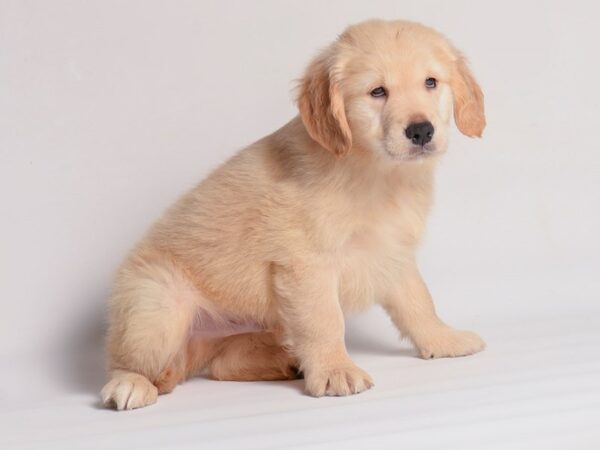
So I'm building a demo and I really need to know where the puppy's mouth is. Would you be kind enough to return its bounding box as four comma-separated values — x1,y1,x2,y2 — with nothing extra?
385,144,437,161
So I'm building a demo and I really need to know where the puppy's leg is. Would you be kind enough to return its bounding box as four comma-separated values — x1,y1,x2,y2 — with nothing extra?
274,261,373,397
208,332,298,381
154,332,297,387
153,349,189,395
101,253,198,410
383,264,485,359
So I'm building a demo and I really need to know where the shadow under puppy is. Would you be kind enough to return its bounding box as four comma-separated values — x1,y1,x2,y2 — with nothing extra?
102,19,486,410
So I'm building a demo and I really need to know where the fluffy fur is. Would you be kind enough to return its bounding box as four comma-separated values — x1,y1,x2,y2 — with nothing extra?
101,19,486,410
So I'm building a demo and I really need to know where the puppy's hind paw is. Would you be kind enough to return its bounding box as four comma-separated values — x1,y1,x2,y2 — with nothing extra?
101,370,158,411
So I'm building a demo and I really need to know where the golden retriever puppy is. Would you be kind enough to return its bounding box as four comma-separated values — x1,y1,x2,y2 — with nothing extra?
101,19,486,410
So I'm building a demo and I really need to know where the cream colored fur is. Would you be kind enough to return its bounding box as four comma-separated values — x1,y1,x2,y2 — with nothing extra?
101,19,486,410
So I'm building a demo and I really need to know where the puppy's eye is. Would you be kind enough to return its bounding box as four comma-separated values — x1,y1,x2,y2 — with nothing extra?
370,86,387,97
425,77,437,89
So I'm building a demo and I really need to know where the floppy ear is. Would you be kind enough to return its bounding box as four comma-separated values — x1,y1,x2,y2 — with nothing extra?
451,55,486,137
297,50,352,156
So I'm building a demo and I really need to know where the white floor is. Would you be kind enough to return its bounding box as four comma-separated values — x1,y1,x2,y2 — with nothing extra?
4,292,600,450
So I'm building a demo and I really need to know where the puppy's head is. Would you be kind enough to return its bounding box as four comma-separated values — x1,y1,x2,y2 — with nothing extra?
297,20,485,162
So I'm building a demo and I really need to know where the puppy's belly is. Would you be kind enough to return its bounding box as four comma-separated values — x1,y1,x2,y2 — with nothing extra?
191,308,264,339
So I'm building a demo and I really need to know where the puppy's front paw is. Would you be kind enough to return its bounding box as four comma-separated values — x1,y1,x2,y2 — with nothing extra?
418,328,485,359
305,364,374,397
101,370,158,410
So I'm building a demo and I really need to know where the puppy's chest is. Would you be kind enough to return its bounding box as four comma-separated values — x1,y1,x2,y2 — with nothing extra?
337,215,417,311
310,179,431,311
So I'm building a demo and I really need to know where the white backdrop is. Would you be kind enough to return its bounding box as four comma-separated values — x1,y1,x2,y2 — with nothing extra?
2,1,600,449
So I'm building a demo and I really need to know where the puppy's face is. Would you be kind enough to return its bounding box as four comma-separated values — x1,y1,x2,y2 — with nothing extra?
298,20,485,162
341,28,457,162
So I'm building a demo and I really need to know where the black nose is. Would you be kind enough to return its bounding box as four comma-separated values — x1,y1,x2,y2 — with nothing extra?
405,121,434,146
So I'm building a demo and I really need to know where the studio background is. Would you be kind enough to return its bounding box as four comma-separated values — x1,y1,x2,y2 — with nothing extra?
2,1,599,449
